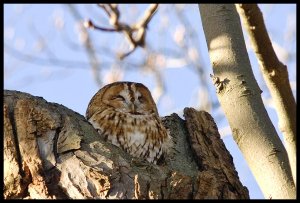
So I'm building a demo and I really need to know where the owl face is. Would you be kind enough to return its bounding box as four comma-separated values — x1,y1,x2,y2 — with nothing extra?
86,81,171,164
87,82,158,118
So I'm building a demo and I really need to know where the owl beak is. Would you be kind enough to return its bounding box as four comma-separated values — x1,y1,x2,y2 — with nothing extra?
130,104,136,113
130,104,142,115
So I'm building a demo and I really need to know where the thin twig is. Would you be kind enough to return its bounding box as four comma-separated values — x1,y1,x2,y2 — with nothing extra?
84,20,117,32
134,4,158,29
174,5,212,111
86,4,159,59
68,4,102,86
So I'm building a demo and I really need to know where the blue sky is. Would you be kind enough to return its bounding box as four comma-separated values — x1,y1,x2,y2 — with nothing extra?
4,4,296,199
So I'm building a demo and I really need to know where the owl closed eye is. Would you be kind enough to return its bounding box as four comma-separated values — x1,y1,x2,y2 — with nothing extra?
86,81,171,164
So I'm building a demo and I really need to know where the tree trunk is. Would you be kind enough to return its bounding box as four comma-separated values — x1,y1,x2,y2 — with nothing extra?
198,4,295,199
4,90,249,199
236,4,296,185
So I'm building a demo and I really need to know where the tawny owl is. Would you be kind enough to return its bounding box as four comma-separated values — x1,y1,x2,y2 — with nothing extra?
86,81,171,164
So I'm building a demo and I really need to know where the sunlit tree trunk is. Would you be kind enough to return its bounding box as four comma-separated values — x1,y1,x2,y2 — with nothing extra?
236,4,296,185
199,4,295,199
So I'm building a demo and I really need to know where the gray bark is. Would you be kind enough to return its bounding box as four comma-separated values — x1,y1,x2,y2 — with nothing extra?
236,4,296,185
4,90,249,199
199,4,295,199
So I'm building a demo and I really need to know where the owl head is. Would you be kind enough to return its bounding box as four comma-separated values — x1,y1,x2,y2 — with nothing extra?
86,82,159,119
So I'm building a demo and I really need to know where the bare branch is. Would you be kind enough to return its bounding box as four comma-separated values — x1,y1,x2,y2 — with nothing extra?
118,46,137,60
142,47,166,105
174,5,212,112
86,4,159,59
99,4,120,25
133,4,159,29
84,20,117,32
4,43,94,69
236,4,296,185
68,5,102,86
4,42,144,72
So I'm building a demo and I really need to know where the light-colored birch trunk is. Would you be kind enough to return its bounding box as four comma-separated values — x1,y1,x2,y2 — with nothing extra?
199,4,295,199
235,4,296,185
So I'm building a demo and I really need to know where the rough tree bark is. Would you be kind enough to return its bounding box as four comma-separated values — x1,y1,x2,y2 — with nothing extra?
199,4,295,199
4,90,249,199
236,4,296,185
